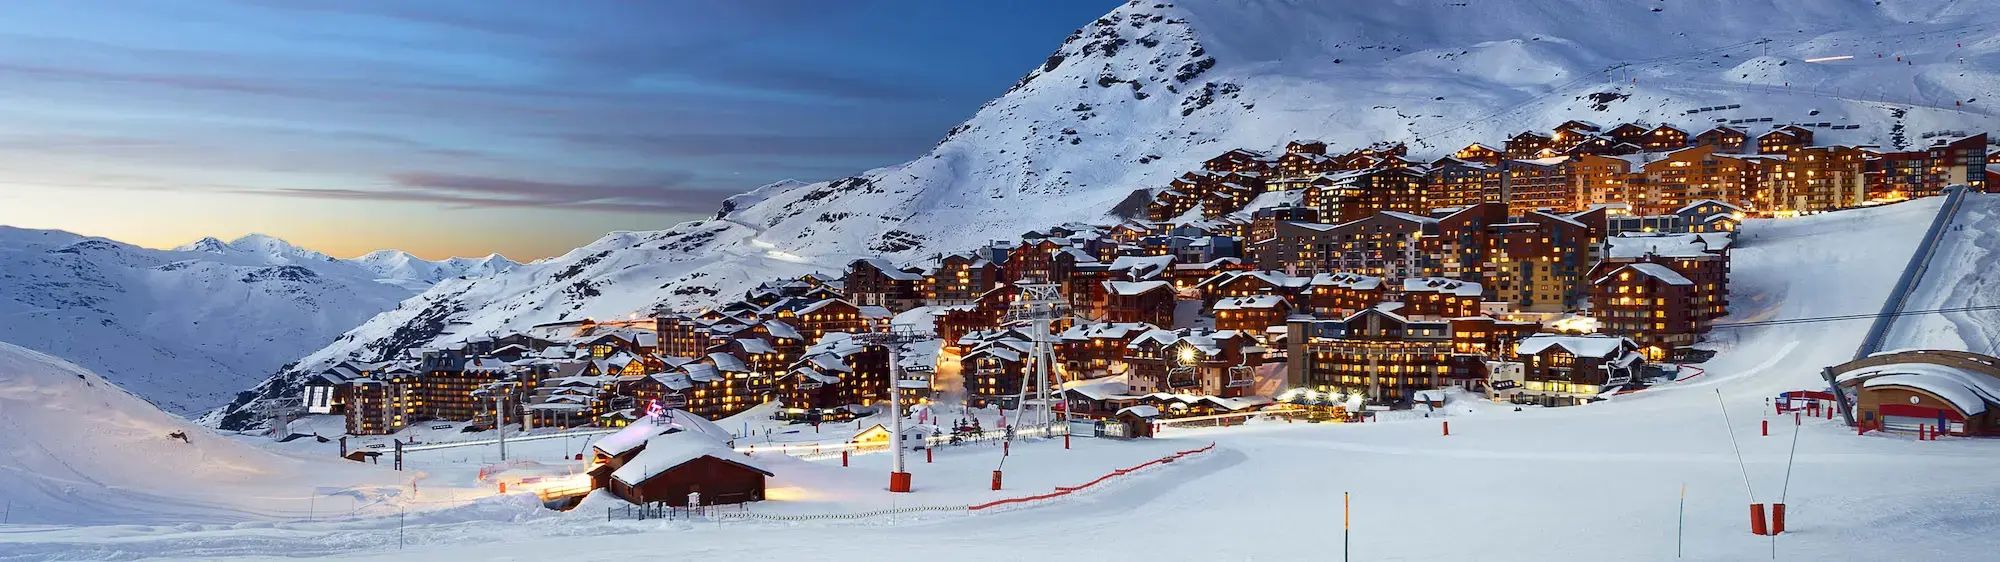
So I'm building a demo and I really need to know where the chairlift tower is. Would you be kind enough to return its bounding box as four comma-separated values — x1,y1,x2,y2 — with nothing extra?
1006,282,1071,432
852,325,929,493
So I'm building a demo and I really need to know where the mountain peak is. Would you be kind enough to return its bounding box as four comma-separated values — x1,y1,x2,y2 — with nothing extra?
173,237,231,253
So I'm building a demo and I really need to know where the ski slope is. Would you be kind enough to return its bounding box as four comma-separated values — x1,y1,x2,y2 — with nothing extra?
0,342,443,528
1882,193,2000,355
5,197,1996,560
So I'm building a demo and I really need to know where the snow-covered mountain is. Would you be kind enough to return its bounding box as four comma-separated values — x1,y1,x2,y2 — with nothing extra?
351,250,520,291
215,0,2000,428
0,228,511,414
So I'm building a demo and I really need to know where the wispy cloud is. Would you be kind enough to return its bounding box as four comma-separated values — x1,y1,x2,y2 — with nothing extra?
238,172,740,214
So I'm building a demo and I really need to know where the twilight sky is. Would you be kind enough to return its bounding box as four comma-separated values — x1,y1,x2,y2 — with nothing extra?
0,1,1119,260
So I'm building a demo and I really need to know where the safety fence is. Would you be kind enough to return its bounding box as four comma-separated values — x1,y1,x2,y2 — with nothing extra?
609,441,1221,523
967,442,1217,512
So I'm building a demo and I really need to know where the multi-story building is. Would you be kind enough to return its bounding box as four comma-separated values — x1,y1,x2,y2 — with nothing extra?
1591,233,1732,359
1865,134,1989,198
846,258,925,311
1284,308,1498,404
928,252,1003,305
1125,328,1264,397
1213,295,1294,334
1481,211,1598,311
1755,125,1813,155
344,371,417,436
1769,145,1867,213
1259,212,1435,278
1397,277,1484,320
1503,334,1645,406
1305,272,1385,318
1426,158,1498,209
1499,157,1575,214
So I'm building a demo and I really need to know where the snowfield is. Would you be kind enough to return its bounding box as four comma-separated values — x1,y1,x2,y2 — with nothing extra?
0,342,430,528
220,0,2000,429
5,195,1998,560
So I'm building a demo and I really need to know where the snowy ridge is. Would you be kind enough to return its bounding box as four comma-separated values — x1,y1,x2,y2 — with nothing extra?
0,228,508,414
220,0,2000,428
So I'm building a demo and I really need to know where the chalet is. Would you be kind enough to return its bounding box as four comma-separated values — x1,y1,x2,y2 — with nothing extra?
1057,322,1160,376
1551,120,1602,148
1285,139,1328,155
794,298,864,340
928,252,1003,306
1451,143,1504,166
1589,262,1699,360
1695,126,1748,153
1276,151,1338,179
846,258,925,311
1213,295,1293,333
1124,328,1265,397
1203,148,1274,173
1604,123,1651,145
1504,131,1553,159
960,330,1036,408
1100,280,1177,326
1756,125,1814,155
1506,334,1644,406
1398,277,1484,319
589,413,769,507
1306,272,1385,318
1058,375,1143,420
1828,350,2000,436
1641,125,1689,152
1196,270,1310,307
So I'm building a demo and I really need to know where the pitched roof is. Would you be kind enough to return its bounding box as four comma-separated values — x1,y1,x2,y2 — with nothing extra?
1515,334,1635,358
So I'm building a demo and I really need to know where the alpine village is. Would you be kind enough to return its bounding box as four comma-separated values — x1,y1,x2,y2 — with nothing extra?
305,120,1996,508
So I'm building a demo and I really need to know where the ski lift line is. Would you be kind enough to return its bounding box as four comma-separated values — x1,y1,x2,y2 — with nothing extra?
1706,304,2000,330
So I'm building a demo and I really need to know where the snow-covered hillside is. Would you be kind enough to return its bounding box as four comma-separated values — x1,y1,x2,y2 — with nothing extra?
0,342,408,526
0,229,512,414
219,0,2000,428
1882,193,2000,354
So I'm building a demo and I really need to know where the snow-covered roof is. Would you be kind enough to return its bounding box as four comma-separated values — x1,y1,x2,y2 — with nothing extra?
1840,362,2000,416
1515,334,1635,358
1605,233,1730,259
591,409,733,458
1311,272,1383,290
1107,255,1176,280
1116,405,1161,418
1214,295,1290,310
737,338,776,354
1062,375,1132,401
1610,263,1694,286
1060,322,1159,341
1105,280,1173,296
1401,277,1482,297
858,305,894,319
855,258,924,281
706,352,749,373
609,430,770,487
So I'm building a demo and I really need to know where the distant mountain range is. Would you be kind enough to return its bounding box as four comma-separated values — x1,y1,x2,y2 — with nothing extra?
0,227,515,414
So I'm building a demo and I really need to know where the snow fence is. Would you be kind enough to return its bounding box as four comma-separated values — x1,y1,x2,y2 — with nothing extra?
732,441,1218,521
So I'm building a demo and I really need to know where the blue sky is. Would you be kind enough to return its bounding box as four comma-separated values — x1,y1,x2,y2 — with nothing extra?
0,0,1120,259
